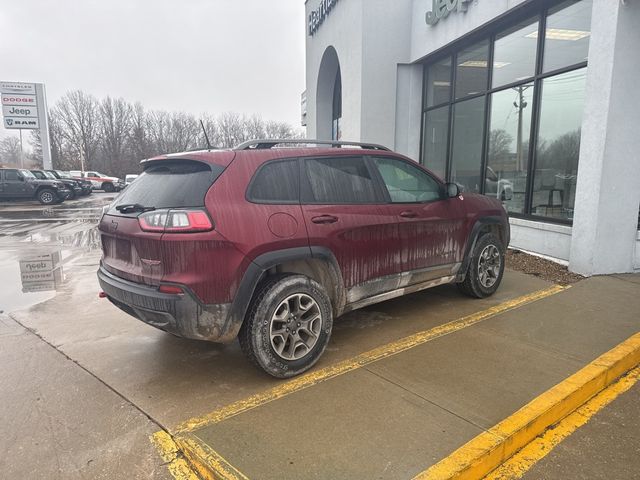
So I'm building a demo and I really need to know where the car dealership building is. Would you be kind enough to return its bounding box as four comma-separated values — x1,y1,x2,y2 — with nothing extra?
304,0,640,275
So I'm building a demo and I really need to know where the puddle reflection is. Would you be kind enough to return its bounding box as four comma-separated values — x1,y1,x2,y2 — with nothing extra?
19,252,65,293
0,220,102,312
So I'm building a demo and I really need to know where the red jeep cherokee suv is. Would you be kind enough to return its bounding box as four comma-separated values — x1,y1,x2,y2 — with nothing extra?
98,140,509,377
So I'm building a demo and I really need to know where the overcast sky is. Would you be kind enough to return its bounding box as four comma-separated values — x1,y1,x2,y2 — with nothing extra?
0,0,306,139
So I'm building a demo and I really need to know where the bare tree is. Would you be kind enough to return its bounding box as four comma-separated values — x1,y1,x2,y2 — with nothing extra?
99,96,133,174
165,112,201,153
28,130,43,167
43,89,300,176
0,136,21,166
264,119,300,140
48,109,77,170
537,129,581,173
54,90,100,170
124,102,151,171
217,112,248,148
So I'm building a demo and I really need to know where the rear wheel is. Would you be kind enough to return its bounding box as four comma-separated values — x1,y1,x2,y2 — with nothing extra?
239,274,333,378
37,188,57,205
457,233,505,298
102,182,115,193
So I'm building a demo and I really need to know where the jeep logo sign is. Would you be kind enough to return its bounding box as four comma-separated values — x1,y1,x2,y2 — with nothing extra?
2,105,37,118
426,0,474,26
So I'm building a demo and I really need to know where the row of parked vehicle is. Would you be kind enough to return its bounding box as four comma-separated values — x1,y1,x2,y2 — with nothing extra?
0,168,126,204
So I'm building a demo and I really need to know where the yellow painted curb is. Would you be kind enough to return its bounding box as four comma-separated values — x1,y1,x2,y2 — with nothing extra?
486,365,640,479
414,331,640,480
150,431,201,480
175,433,249,480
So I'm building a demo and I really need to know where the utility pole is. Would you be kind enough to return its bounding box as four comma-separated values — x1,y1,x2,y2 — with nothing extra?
512,85,531,172
19,129,24,168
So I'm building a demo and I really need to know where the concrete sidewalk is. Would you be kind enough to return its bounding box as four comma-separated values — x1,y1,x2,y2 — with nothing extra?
175,274,640,479
0,314,171,479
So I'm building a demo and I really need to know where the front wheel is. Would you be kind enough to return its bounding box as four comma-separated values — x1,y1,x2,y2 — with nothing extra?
37,188,57,205
239,274,333,378
457,232,505,298
102,182,115,193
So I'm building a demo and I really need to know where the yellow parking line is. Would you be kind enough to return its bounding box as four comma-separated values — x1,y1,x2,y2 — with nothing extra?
150,431,200,480
486,365,640,479
413,331,640,480
175,285,567,434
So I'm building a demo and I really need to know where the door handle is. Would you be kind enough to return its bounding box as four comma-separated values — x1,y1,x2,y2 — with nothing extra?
311,215,338,224
400,210,417,218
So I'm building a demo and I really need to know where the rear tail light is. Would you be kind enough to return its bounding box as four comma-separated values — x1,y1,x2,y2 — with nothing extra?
138,209,213,233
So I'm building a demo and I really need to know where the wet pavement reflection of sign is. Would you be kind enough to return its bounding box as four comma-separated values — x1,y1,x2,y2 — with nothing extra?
19,252,64,293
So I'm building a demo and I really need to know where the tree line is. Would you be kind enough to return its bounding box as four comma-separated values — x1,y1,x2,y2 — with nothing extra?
1,90,302,176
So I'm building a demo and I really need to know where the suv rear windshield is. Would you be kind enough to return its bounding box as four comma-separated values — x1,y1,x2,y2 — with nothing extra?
109,160,224,212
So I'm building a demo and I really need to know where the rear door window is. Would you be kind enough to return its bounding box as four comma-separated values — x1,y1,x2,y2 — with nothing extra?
302,156,382,204
247,159,299,204
109,160,224,213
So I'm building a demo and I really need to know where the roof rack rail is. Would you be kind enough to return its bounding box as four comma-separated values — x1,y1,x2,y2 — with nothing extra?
233,139,391,151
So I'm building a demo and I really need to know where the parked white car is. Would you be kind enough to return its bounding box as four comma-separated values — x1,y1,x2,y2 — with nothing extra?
69,170,124,192
125,174,139,186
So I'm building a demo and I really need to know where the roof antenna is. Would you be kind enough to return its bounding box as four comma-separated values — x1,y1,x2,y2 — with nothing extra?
200,120,212,150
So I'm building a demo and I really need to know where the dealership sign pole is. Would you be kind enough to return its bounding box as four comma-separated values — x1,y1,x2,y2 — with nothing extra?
1,81,53,169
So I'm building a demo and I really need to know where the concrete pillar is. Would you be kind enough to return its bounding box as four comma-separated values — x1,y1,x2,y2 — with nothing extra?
569,0,640,275
394,64,423,161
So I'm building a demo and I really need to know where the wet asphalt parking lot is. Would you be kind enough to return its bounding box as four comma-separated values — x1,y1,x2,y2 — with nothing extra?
1,193,639,479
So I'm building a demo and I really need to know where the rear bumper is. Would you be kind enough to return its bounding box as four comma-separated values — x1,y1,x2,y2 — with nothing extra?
97,265,236,343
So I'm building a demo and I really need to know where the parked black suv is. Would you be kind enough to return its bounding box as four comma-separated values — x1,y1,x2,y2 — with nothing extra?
31,170,82,199
46,170,92,196
0,168,70,204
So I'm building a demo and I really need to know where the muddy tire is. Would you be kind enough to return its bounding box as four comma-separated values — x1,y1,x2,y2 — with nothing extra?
239,274,333,378
37,188,57,205
457,233,505,298
102,182,115,193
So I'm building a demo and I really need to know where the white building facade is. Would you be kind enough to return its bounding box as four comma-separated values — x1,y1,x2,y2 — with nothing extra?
304,0,640,275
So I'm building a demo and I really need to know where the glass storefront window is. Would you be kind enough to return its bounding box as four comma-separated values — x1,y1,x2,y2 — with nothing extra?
532,68,586,220
420,0,590,223
332,69,342,140
486,83,534,214
450,96,485,193
425,57,452,107
455,40,490,99
492,18,539,88
542,0,592,73
422,106,449,179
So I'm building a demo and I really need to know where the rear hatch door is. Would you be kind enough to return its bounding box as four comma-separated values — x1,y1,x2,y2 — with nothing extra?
100,155,230,285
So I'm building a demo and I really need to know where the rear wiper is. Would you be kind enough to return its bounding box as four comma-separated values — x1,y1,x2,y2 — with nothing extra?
115,203,156,214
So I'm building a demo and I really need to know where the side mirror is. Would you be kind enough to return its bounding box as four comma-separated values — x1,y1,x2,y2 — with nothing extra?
446,182,460,198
